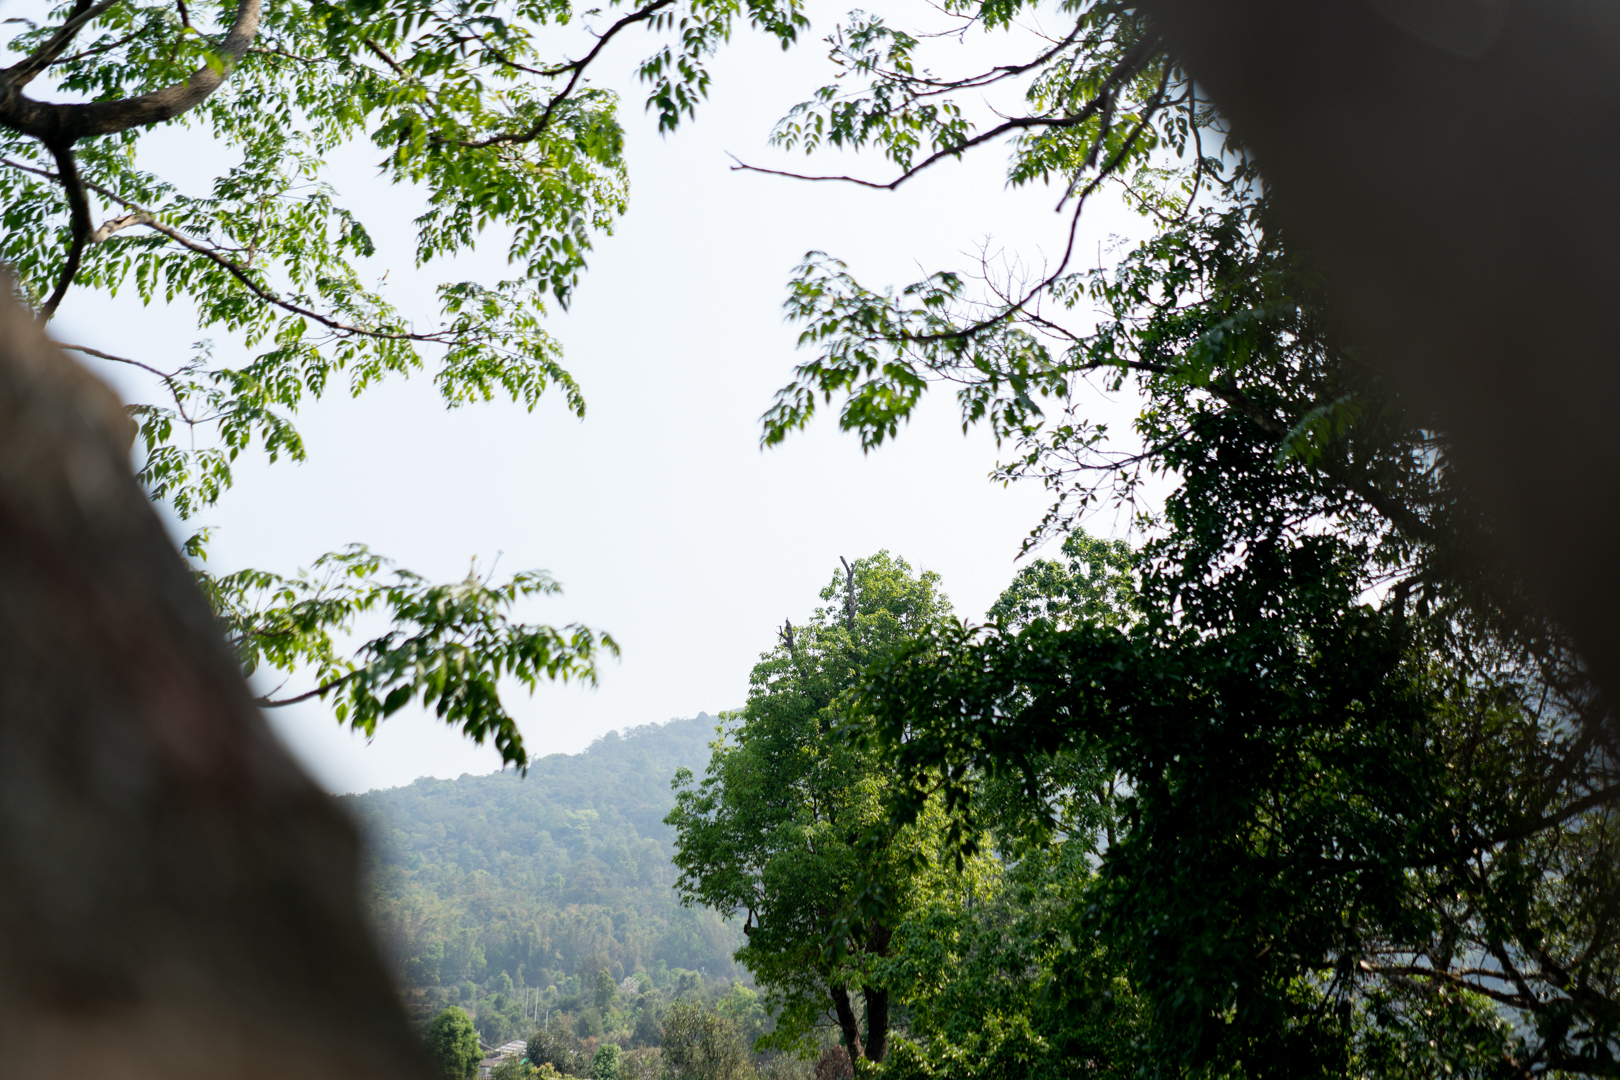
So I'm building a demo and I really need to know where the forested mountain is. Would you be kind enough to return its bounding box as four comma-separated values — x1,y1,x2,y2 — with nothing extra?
344,716,748,1041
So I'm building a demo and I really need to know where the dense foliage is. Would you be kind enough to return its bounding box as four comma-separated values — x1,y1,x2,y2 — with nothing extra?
667,553,969,1065
426,1007,483,1079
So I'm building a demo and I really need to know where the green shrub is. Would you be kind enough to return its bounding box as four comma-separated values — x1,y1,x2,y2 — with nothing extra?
425,1008,481,1080
591,1043,622,1080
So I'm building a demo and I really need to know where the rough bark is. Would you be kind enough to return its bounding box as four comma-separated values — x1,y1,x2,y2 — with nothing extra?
829,985,865,1063
1132,0,1620,701
0,286,430,1079
0,0,261,143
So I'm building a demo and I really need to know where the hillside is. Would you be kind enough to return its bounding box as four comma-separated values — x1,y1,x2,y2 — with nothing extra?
344,715,746,1041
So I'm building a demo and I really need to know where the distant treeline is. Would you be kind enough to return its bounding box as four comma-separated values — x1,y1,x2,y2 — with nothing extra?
344,716,747,1042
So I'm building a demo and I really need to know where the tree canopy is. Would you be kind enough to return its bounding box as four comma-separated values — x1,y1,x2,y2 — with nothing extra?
7,0,1620,1073
425,1007,482,1079
667,553,964,1065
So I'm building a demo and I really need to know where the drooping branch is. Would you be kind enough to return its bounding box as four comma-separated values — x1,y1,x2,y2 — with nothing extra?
38,142,91,322
0,155,475,346
0,0,262,144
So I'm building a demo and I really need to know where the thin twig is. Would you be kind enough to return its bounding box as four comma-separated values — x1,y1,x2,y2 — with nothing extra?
731,35,1161,194
0,154,466,345
58,341,201,424
464,0,677,149
48,28,142,67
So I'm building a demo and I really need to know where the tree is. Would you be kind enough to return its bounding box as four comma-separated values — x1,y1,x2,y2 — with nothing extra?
596,966,618,1011
667,553,963,1065
717,5,1620,1072
527,1018,592,1076
785,190,1620,1075
713,984,768,1053
0,0,808,763
660,1001,754,1080
590,1043,621,1080
494,1061,544,1080
425,1007,481,1080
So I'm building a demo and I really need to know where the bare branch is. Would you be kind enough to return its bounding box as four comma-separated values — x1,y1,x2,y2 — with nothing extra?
57,341,173,380
732,113,1094,192
901,69,1171,348
58,341,201,425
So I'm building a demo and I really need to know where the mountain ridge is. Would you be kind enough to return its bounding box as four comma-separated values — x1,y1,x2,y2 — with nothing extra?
345,714,747,1042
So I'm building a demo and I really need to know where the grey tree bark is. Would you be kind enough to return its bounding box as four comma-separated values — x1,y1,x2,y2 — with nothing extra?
0,287,429,1078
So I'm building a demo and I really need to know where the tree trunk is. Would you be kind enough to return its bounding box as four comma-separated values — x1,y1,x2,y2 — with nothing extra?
829,985,865,1063
862,986,890,1063
0,286,431,1078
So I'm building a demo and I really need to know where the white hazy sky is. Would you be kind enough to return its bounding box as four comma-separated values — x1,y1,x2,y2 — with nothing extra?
49,1,1154,793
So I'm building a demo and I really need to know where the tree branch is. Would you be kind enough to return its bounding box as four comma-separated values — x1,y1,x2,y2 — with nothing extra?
463,0,677,149
1489,780,1620,846
4,0,121,88
91,210,153,241
58,341,200,424
0,0,261,144
38,142,91,322
731,36,1162,193
0,154,476,346
256,670,356,708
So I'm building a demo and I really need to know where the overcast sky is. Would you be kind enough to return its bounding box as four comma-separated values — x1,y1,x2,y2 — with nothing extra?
50,1,1155,793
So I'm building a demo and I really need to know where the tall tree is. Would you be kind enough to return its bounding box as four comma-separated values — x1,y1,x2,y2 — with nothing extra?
667,552,963,1065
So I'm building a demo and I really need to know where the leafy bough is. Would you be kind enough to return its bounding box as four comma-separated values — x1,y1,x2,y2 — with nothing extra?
206,546,618,769
0,0,808,758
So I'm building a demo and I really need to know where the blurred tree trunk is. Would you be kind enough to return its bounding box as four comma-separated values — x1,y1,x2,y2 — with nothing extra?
0,288,430,1078
1137,0,1620,699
